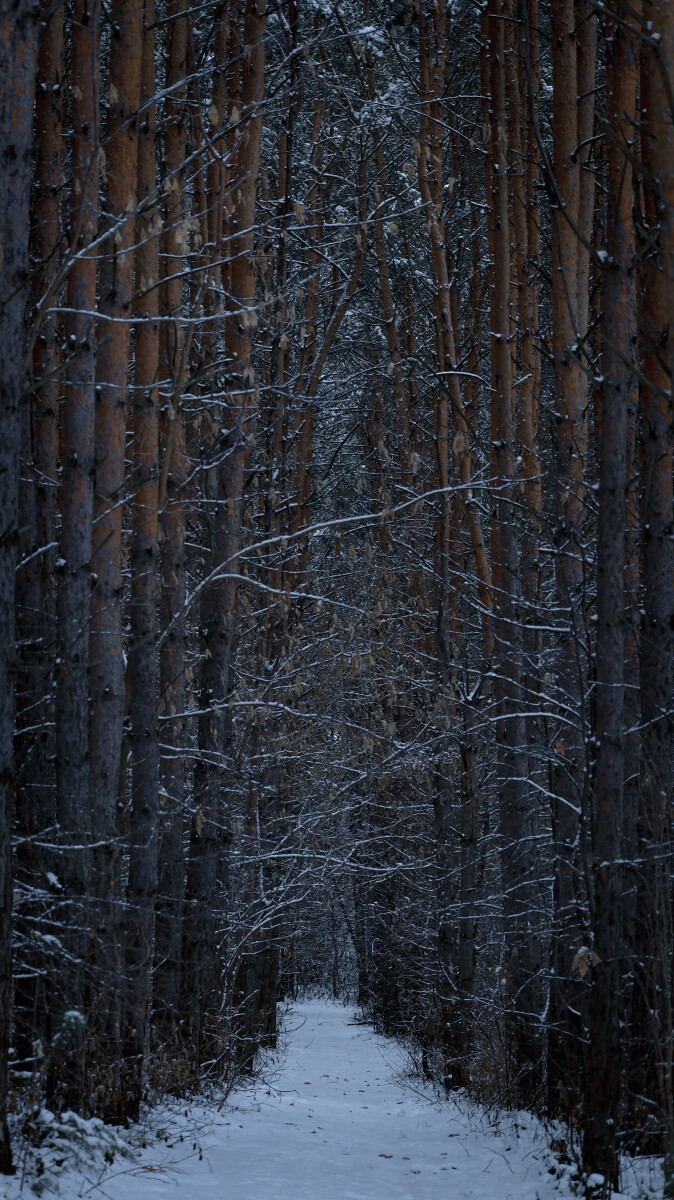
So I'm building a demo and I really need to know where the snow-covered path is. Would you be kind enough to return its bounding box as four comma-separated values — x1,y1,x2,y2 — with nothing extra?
99,1000,562,1200
1,1000,663,1197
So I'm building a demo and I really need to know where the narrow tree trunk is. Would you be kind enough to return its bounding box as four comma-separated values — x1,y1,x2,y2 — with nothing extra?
456,699,479,1071
455,134,488,1075
647,2,674,1184
53,0,100,1110
547,0,590,1120
121,0,160,1119
0,0,39,1167
13,0,63,1074
181,0,266,1069
583,5,638,1182
88,0,142,1114
286,93,326,590
153,0,190,1047
630,20,667,1136
484,3,540,1105
518,0,543,777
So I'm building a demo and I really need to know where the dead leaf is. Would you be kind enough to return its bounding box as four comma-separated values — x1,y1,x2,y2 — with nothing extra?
571,947,601,978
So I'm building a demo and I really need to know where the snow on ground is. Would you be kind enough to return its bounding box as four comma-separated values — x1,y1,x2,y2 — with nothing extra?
1,1000,664,1199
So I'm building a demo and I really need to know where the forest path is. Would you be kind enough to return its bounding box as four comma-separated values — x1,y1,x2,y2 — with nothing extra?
99,999,564,1200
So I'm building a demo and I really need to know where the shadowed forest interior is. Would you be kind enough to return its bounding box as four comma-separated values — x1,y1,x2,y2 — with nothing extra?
0,0,673,1194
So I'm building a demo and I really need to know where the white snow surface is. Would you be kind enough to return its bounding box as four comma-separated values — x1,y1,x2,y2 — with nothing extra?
2,1000,663,1198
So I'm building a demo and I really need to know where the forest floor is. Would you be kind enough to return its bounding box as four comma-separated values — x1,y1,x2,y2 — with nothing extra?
1,1000,664,1199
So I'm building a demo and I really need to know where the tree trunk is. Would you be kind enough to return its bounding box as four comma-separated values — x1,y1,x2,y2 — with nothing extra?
13,0,63,1076
517,0,543,786
181,0,266,1069
484,3,540,1105
53,0,100,1111
547,0,590,1120
154,0,190,1049
0,0,39,1167
583,5,638,1183
648,2,674,1183
88,0,142,1115
121,0,160,1119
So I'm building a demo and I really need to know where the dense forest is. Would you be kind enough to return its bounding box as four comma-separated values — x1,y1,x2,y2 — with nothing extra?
0,0,672,1192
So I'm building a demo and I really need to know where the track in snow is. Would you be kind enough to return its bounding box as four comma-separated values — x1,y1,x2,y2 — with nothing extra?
97,999,564,1200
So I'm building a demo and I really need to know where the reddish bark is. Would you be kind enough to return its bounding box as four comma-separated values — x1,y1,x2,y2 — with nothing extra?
484,3,540,1104
88,0,143,1113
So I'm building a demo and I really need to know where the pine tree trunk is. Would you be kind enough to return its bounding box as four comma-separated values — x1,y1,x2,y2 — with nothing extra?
121,0,160,1119
647,1,674,1182
181,0,266,1069
484,3,540,1105
13,0,63,1074
53,0,99,1111
517,0,543,784
154,0,190,1047
88,0,142,1115
583,5,639,1182
0,0,39,1168
630,7,674,1160
547,0,589,1119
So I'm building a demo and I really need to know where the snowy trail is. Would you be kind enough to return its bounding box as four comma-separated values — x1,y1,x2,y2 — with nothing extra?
1,1000,661,1198
96,1000,561,1200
